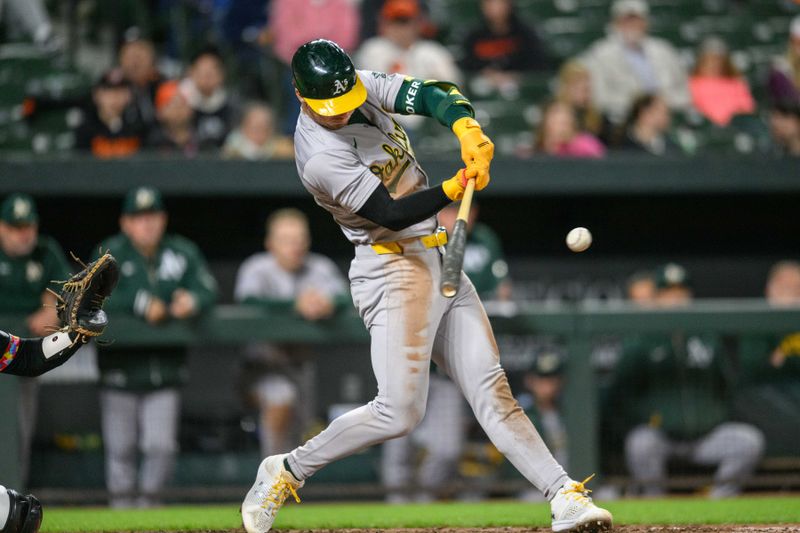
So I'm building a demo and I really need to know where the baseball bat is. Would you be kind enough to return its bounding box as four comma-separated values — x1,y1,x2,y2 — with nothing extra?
440,178,476,298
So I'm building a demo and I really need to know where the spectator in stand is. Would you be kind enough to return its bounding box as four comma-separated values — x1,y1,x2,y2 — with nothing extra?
767,15,800,106
74,69,144,159
0,0,62,52
532,101,605,158
616,94,680,156
555,61,611,141
580,0,689,124
612,263,765,498
769,101,800,157
269,0,360,68
689,37,755,126
223,102,294,160
461,0,549,94
356,0,461,132
234,209,348,457
118,37,164,131
218,0,270,99
179,47,234,149
268,0,361,133
147,81,199,157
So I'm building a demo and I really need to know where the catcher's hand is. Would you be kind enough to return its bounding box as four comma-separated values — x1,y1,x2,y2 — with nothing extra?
52,253,120,339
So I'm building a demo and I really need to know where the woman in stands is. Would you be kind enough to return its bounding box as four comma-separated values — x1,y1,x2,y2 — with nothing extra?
689,36,755,126
531,100,605,158
555,61,612,142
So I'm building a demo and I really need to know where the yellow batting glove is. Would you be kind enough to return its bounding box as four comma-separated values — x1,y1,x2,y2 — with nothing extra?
466,161,490,190
452,117,494,180
442,167,479,201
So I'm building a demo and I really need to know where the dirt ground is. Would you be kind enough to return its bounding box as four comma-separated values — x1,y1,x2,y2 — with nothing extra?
140,527,800,533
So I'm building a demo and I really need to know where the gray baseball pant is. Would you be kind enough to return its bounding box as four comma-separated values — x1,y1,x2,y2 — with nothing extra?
625,422,765,497
100,388,180,507
381,372,466,501
287,242,569,499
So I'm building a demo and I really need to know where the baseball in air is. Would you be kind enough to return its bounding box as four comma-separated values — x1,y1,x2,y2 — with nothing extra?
566,227,592,252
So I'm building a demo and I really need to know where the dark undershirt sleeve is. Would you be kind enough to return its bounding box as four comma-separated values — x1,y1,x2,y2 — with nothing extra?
356,183,451,232
1,332,83,377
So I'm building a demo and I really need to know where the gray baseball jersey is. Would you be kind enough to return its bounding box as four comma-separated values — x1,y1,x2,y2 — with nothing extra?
294,70,436,245
234,252,346,301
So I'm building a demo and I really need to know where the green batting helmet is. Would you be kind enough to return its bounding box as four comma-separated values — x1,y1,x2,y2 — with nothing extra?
291,39,367,116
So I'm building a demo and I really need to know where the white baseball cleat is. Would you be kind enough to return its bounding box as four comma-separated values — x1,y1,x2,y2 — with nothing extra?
241,454,303,533
550,475,613,532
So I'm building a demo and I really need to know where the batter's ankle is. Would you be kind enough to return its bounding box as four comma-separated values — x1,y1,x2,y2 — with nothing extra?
283,457,301,481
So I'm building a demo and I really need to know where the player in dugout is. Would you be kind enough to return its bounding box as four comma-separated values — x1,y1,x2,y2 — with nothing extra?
241,39,612,533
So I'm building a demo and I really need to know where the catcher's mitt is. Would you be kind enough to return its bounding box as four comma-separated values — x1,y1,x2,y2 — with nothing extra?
51,253,120,339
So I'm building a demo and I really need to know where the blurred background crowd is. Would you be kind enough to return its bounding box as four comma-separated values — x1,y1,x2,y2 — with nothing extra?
0,0,799,511
0,0,799,158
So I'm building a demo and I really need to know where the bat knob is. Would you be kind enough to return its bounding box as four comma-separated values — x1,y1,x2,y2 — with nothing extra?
441,284,457,298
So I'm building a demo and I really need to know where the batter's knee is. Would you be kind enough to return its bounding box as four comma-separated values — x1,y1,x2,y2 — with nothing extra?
371,399,426,439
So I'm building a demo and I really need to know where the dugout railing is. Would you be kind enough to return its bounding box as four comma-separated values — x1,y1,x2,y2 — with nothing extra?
1,301,799,494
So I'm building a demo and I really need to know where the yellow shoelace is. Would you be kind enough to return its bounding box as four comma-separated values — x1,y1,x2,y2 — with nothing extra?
261,474,301,512
563,474,596,503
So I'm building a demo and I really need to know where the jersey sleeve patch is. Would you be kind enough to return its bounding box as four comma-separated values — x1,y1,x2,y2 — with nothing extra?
357,69,405,112
0,334,20,372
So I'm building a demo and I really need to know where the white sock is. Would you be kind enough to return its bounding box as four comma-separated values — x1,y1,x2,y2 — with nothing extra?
0,485,10,529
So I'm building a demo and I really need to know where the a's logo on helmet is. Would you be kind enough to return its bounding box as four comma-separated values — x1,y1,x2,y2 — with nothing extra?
332,79,349,95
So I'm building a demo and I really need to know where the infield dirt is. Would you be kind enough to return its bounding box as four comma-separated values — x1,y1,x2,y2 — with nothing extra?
120,527,800,533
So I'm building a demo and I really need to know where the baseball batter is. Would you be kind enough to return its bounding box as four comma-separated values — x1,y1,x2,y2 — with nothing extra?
241,39,612,533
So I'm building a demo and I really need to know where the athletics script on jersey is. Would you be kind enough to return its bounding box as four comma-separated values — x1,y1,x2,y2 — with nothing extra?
368,118,415,196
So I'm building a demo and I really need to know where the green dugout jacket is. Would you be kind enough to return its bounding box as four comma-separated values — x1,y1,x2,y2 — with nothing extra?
95,232,218,391
611,332,731,440
0,235,70,315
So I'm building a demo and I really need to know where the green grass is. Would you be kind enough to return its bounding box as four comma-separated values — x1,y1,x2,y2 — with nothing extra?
41,496,800,532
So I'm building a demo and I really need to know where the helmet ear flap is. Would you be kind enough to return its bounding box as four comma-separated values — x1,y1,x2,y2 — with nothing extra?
4,490,43,533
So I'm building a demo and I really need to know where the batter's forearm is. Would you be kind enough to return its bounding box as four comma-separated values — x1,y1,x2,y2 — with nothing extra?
357,183,450,232
1,332,83,377
394,79,474,128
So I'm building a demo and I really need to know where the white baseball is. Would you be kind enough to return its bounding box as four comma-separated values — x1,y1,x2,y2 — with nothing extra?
566,227,592,252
